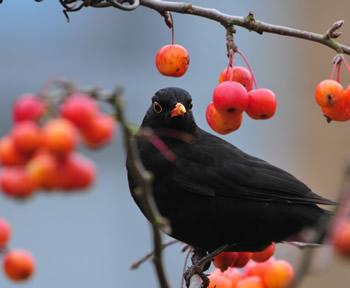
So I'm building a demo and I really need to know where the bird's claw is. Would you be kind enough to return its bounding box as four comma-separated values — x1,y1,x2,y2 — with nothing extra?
184,265,209,288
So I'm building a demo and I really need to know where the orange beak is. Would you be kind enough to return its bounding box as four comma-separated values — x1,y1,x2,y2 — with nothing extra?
170,103,187,118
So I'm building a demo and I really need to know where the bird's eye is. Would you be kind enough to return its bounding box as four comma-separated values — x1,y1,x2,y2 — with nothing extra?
153,101,163,113
188,101,193,111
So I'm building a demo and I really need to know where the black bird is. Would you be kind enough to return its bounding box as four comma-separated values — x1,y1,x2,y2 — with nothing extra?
127,87,335,252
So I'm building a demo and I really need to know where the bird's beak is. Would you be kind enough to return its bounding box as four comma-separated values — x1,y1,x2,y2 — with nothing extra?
170,103,187,118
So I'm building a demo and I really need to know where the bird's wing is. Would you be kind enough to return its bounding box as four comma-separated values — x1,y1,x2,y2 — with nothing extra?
171,129,335,205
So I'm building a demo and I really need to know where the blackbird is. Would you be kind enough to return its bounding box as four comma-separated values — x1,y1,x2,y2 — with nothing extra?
127,87,335,252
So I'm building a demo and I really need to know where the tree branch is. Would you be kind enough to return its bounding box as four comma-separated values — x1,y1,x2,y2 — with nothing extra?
139,0,350,54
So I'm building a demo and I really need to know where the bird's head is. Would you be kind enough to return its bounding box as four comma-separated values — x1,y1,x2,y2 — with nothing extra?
141,87,197,133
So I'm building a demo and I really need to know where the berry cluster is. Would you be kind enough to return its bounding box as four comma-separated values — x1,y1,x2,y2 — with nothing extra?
0,218,35,282
314,55,350,122
206,50,277,135
0,92,116,198
210,244,294,288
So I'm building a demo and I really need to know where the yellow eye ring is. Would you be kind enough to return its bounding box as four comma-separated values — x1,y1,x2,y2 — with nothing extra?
153,101,163,113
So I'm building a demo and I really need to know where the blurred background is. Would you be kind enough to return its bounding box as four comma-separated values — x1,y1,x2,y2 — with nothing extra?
0,0,350,287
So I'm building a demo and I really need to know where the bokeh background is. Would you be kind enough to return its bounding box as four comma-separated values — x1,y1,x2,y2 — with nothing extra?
0,0,350,287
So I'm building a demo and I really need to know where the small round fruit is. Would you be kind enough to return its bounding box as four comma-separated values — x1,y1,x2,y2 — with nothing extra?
237,276,264,288
60,93,99,129
13,94,46,123
213,252,239,272
208,269,232,288
213,81,248,114
252,243,275,263
42,118,78,156
219,66,253,91
0,218,11,248
315,79,344,108
0,136,28,166
206,102,243,135
12,121,42,154
26,152,58,189
3,249,35,282
0,168,37,198
55,154,96,190
321,97,350,122
155,44,190,77
263,260,294,288
332,221,350,257
234,252,253,268
82,114,116,148
246,88,277,120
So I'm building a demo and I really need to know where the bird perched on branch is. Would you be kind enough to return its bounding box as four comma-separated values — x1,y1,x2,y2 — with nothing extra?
127,87,335,252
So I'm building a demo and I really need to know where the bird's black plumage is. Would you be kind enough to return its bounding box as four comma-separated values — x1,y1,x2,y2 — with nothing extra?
127,87,334,252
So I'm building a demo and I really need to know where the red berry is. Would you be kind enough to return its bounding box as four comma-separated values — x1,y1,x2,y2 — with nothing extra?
55,154,96,190
60,93,99,129
3,249,35,282
315,79,344,108
0,136,28,166
234,252,253,268
82,114,116,148
206,102,243,134
332,220,350,257
263,260,294,288
213,81,248,114
219,66,253,91
237,276,264,288
13,94,46,123
252,243,275,263
246,88,277,120
42,118,79,156
12,121,42,155
213,252,239,272
321,88,350,122
0,168,37,198
208,269,233,288
0,218,11,248
155,44,190,77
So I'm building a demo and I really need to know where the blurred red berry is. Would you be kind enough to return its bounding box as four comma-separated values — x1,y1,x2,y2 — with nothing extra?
246,89,277,120
0,218,11,248
82,114,116,148
42,118,78,156
13,94,46,123
60,92,99,129
252,243,275,263
0,136,28,166
263,260,294,288
213,81,248,114
237,276,264,288
12,121,42,155
0,167,37,198
3,249,35,282
208,268,232,288
332,220,350,257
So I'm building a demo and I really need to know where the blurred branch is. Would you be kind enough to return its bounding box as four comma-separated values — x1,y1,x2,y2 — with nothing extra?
108,89,171,288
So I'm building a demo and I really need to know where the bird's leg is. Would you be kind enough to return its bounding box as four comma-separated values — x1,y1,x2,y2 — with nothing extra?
184,245,229,288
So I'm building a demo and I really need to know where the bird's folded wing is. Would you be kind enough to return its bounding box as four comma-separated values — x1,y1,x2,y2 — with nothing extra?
172,132,335,205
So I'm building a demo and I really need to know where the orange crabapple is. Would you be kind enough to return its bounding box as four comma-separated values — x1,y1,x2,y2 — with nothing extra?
155,44,190,77
206,102,243,134
12,94,46,123
263,260,294,288
208,268,234,288
42,118,79,156
218,66,254,91
0,218,11,248
314,79,344,108
246,89,277,120
0,135,28,166
213,81,248,114
3,249,35,282
321,97,350,122
236,276,264,288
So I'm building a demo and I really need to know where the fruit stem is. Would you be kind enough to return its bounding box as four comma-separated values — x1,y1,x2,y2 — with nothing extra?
336,61,341,82
225,49,234,81
341,56,350,76
170,12,174,45
236,49,258,89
